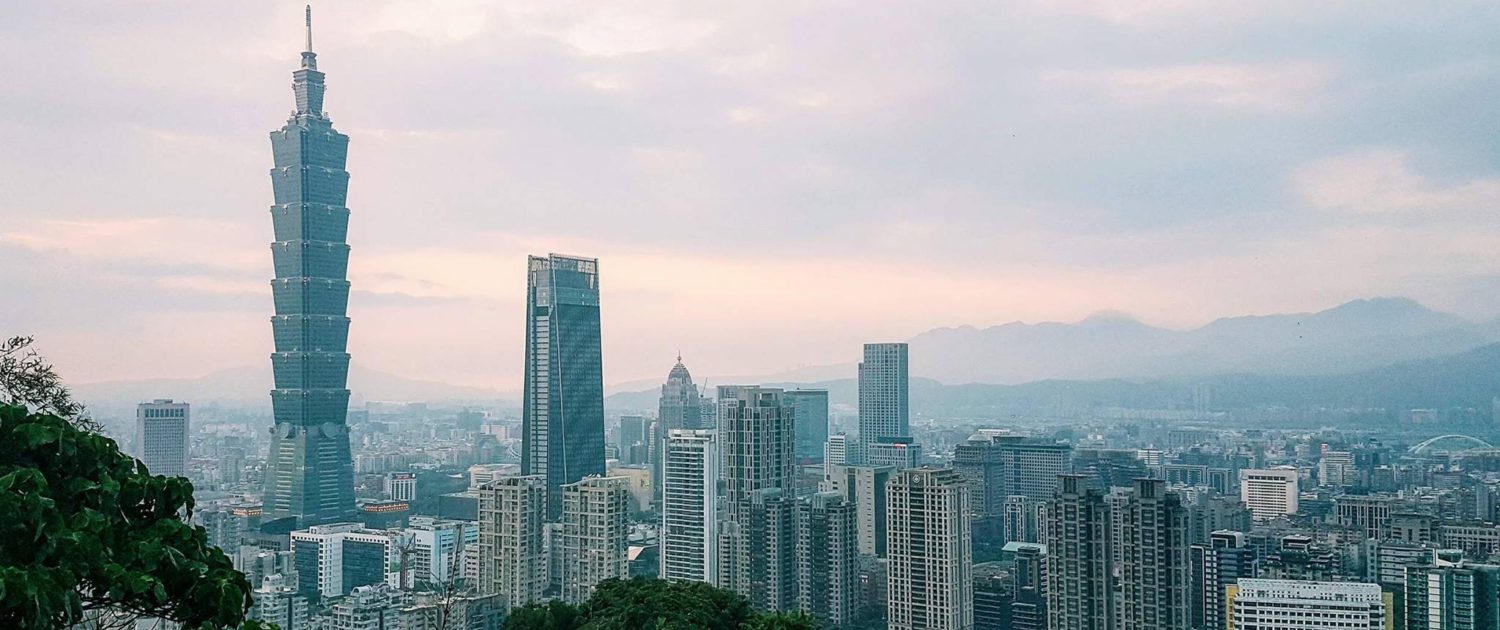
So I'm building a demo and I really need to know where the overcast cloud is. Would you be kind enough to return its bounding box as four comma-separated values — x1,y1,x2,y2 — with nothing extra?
2,1,1499,389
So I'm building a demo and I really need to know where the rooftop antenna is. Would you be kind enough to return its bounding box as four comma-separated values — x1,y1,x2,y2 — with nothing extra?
304,5,314,52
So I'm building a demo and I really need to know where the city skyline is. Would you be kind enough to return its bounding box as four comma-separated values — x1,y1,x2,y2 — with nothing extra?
6,2,1500,390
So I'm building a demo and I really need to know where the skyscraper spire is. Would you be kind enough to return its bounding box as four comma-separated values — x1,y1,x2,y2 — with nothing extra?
304,5,313,53
300,5,318,71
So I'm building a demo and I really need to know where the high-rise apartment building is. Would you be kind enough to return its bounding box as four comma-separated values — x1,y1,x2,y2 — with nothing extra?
559,476,630,603
955,435,1073,541
1405,561,1500,630
136,399,189,477
402,517,478,590
886,468,973,630
798,491,859,627
522,254,605,519
1047,475,1110,630
263,9,358,528
717,386,796,608
785,389,829,463
477,475,547,611
1110,478,1190,630
825,434,850,474
718,386,795,514
249,574,309,630
1240,468,1299,520
1229,579,1386,630
824,464,895,557
660,429,719,583
729,488,798,612
858,343,908,463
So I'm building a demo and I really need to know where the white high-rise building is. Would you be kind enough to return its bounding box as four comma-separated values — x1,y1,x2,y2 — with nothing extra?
289,524,405,599
824,434,849,475
661,429,719,583
886,468,972,630
386,472,416,502
857,343,908,463
402,516,477,589
1240,468,1299,520
136,399,189,477
1228,579,1385,630
478,475,547,611
1319,450,1356,488
560,476,630,603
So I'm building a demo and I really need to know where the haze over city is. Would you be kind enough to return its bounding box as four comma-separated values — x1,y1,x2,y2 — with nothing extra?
5,1,1500,391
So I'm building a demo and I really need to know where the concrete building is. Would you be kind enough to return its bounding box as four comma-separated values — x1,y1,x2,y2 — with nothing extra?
729,488,798,612
798,491,859,627
1240,468,1299,520
385,472,416,502
824,464,895,557
886,468,973,630
857,343,908,463
249,574,309,630
718,385,795,516
1336,494,1394,540
522,254,606,519
136,399,189,477
289,523,403,600
1190,530,1256,630
660,429,719,583
401,517,477,590
1110,478,1190,630
1405,561,1500,630
559,476,630,603
477,475,547,611
866,436,923,471
825,434,850,474
1228,579,1385,630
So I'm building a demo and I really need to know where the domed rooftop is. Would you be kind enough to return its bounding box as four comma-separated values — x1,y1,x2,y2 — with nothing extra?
666,355,693,383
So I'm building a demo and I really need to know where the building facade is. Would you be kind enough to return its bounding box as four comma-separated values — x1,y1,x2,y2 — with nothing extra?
559,476,630,603
135,399,189,477
1240,468,1299,520
263,9,358,527
1229,579,1385,630
824,464,895,557
886,468,973,630
857,343,908,463
785,389,830,463
798,491,859,627
1046,475,1110,630
522,254,606,519
660,429,719,583
477,475,547,611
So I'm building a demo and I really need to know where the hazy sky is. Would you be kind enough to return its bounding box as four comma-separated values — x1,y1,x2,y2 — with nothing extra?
3,1,1499,389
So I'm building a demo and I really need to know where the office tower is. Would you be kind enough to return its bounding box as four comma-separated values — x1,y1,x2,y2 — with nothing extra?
1109,478,1190,630
825,434,850,473
1406,561,1500,630
402,517,478,590
660,356,704,431
824,464,895,557
1073,448,1148,491
263,8,358,527
660,429,719,583
1046,475,1110,630
866,436,923,470
249,574,309,630
135,399,189,477
1184,493,1253,545
385,472,416,502
559,476,630,603
1191,530,1256,630
1319,449,1356,488
785,389,829,463
886,468,973,630
728,488,798,612
858,343,908,463
1229,579,1386,630
290,523,402,600
522,254,605,519
618,415,647,453
1240,468,1299,520
798,491,859,627
477,475,547,611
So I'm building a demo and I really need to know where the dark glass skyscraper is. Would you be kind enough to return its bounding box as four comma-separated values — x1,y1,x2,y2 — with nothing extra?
522,254,606,518
262,7,357,527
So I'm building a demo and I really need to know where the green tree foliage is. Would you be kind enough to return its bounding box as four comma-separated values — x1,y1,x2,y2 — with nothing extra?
0,404,265,629
503,578,818,630
0,336,96,432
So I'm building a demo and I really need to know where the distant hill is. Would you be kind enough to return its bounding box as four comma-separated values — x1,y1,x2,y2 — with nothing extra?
607,343,1500,419
908,297,1498,384
71,364,509,411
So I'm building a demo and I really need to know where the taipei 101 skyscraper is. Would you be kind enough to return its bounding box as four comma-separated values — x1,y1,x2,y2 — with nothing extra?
262,6,357,527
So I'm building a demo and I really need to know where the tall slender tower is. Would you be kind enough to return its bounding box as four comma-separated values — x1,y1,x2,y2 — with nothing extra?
857,343,908,463
263,6,357,527
522,254,606,519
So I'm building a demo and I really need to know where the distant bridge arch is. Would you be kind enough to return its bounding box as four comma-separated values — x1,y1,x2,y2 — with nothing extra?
1409,434,1495,454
